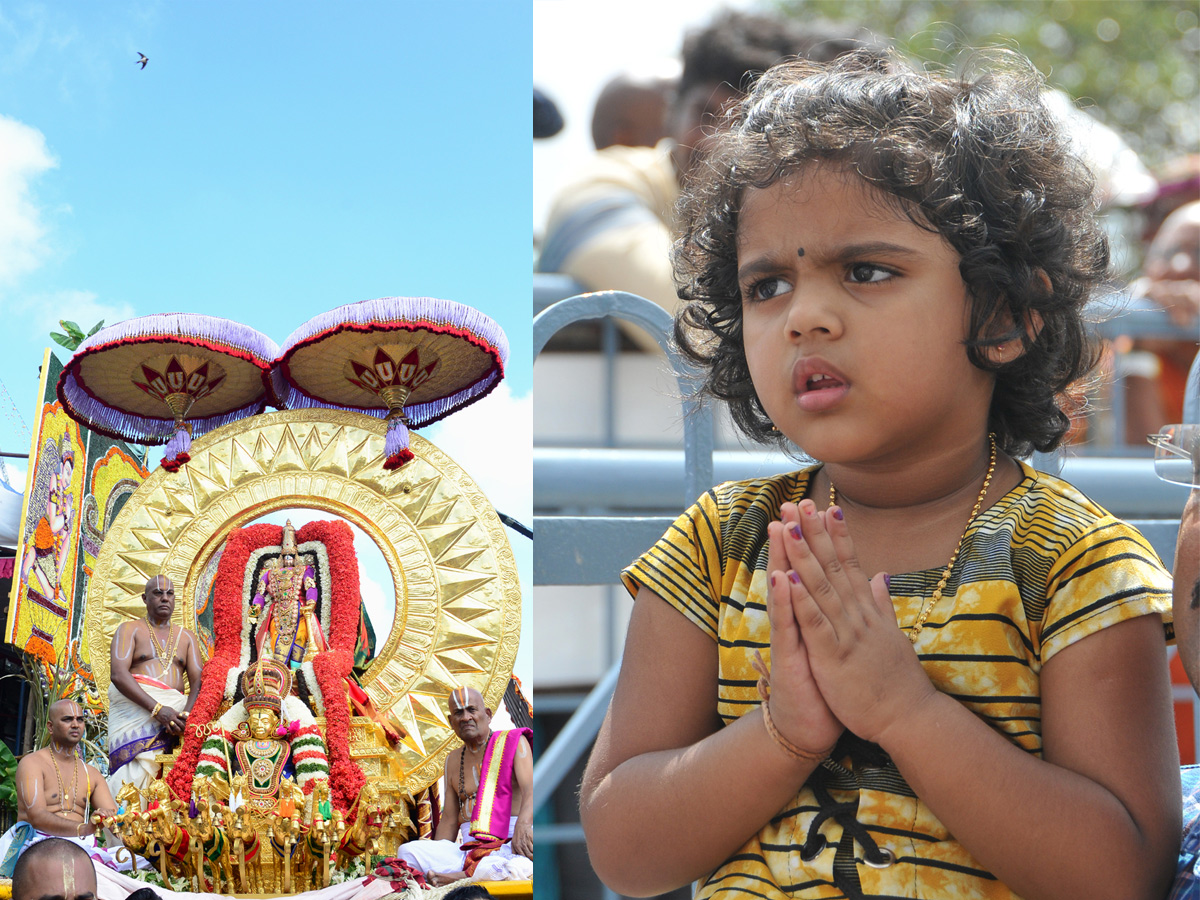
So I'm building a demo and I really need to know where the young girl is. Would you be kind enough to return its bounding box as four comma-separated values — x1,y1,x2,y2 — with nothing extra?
579,54,1181,899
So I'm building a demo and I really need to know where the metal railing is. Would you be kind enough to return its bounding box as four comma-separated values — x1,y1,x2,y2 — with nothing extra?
531,285,1197,897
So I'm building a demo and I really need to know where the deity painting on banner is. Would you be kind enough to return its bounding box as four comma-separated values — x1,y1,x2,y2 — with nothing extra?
11,402,85,664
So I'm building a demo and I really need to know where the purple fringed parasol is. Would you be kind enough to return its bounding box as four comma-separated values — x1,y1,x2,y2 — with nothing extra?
57,314,284,471
277,297,507,469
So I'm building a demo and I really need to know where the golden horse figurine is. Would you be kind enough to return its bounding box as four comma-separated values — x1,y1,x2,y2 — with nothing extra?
143,779,188,883
190,776,235,893
270,807,303,894
228,797,262,894
337,783,386,865
100,782,148,872
381,800,416,854
305,779,340,889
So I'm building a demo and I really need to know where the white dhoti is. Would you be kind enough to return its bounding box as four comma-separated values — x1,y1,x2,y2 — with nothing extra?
0,822,131,874
106,677,187,801
393,817,532,881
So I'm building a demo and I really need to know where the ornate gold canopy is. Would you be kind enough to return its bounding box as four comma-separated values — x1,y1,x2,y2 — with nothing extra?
87,408,522,794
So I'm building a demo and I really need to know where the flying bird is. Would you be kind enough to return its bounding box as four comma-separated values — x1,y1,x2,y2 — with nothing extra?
136,53,148,69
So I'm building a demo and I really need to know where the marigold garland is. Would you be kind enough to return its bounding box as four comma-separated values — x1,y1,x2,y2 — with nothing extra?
297,520,367,812
167,523,291,801
313,649,364,813
165,519,368,811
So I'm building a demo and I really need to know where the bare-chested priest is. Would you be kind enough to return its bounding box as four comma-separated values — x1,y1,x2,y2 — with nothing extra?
394,686,532,884
106,575,202,798
0,699,119,874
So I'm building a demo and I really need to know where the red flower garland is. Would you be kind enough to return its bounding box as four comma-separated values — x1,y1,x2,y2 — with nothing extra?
167,523,278,800
166,519,368,811
297,520,366,812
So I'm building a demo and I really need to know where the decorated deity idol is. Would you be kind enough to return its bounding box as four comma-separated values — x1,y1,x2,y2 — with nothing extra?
252,521,327,666
196,658,330,813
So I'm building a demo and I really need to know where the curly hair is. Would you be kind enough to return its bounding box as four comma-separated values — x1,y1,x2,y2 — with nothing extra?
674,52,1109,458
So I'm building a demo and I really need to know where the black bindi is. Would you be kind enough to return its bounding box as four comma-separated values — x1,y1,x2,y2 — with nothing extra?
796,247,805,257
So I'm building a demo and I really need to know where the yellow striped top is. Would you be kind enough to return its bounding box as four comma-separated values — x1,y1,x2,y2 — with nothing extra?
622,460,1172,899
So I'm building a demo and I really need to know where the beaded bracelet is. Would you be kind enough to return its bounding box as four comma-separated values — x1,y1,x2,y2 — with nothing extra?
151,702,162,718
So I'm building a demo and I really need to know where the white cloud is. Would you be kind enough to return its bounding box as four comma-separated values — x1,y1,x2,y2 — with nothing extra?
424,383,532,526
18,290,136,342
0,114,56,287
0,460,25,491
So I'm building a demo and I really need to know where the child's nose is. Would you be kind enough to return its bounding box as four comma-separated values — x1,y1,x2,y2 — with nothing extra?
784,284,843,341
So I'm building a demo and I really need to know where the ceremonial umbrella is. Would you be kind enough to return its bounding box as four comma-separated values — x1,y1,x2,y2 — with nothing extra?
56,314,283,470
277,297,507,468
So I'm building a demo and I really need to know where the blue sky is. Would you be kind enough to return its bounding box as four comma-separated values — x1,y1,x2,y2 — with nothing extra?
0,1,533,688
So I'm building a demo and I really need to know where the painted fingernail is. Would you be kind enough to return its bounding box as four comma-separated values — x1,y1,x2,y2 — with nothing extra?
883,573,891,589
788,570,800,585
831,507,844,521
770,573,777,587
788,523,803,540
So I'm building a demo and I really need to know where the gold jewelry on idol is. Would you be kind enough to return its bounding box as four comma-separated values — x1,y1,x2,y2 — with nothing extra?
281,520,299,557
828,434,997,643
243,657,292,713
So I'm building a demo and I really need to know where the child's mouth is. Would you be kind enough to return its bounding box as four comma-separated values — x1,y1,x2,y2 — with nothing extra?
806,373,844,391
794,360,850,412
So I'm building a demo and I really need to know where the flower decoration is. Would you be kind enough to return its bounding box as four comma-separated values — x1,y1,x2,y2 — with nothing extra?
276,719,301,739
167,523,278,801
166,518,368,811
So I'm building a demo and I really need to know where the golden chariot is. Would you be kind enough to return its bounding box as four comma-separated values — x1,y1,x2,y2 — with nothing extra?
65,302,525,896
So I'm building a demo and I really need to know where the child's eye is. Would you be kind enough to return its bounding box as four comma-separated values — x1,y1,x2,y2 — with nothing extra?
743,276,793,303
846,263,894,284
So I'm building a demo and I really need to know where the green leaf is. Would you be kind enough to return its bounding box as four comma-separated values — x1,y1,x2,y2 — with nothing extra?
59,320,83,337
86,320,105,337
0,741,18,811
50,332,76,350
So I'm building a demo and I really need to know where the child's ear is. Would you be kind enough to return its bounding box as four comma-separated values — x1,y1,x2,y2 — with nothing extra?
984,272,1049,364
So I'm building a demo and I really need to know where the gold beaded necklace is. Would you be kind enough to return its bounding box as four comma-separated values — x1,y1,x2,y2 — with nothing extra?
50,745,80,813
828,434,997,643
145,616,180,667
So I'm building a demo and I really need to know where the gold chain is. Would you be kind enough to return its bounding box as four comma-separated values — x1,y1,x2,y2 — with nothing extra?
828,434,997,643
50,748,80,814
145,616,180,667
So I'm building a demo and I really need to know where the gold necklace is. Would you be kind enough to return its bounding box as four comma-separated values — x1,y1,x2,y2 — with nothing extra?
145,616,180,666
828,434,997,643
50,747,80,813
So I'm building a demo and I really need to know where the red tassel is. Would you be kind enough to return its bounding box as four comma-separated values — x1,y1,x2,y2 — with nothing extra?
383,449,415,470
159,452,190,473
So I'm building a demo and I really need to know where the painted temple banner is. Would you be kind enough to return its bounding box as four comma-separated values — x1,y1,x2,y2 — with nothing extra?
5,350,148,666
